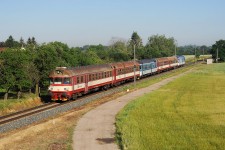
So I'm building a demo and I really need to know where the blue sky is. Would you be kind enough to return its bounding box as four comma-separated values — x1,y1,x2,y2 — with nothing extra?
0,0,225,47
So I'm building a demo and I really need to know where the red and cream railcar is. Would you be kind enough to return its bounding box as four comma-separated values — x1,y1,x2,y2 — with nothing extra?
48,64,113,101
48,61,140,101
156,56,178,72
111,61,140,85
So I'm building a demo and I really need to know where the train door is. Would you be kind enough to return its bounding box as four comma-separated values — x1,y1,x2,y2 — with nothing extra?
85,74,88,93
113,66,117,84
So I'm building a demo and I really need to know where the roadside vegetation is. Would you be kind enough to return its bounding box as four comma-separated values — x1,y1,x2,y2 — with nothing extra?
116,63,225,149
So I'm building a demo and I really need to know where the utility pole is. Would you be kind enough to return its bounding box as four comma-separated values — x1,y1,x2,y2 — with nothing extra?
175,44,177,56
133,44,136,87
216,47,218,63
195,47,196,63
203,48,204,62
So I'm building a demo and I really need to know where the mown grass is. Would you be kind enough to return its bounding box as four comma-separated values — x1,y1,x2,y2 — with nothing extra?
116,63,225,150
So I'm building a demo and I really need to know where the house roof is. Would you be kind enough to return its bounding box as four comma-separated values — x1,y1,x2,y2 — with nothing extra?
0,47,6,52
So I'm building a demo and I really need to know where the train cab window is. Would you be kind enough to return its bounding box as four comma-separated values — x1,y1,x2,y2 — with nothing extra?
64,78,71,84
50,78,54,84
152,63,155,68
55,78,62,84
81,76,84,83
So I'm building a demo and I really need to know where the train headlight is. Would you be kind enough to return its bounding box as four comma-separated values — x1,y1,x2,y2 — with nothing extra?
48,86,53,91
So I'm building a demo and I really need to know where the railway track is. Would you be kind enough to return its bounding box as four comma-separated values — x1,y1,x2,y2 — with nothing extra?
0,61,200,133
0,103,59,125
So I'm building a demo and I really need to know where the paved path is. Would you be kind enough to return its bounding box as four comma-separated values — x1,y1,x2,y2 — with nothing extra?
73,71,191,150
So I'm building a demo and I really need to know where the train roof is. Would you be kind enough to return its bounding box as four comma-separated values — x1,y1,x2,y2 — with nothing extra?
110,61,139,68
156,56,177,62
49,64,112,77
176,55,185,59
139,59,156,64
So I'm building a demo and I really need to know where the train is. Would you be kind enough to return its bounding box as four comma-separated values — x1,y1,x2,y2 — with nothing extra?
48,55,185,101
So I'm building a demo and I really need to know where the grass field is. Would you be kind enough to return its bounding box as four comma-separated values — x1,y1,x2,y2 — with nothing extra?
116,63,225,149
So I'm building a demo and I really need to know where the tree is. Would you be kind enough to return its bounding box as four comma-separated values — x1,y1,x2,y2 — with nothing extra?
20,37,25,48
211,40,225,62
0,49,34,99
85,44,109,62
129,32,143,60
145,34,176,58
31,37,36,45
130,32,143,48
5,35,15,48
68,47,82,66
34,42,71,88
80,50,103,65
27,37,32,45
108,39,130,62
0,42,5,47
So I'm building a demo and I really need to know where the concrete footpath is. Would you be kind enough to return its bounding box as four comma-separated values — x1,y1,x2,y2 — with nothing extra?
73,70,191,150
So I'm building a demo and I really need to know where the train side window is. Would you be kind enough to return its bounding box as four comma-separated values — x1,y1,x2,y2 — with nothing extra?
77,76,79,84
108,71,110,77
89,74,92,81
81,76,84,83
104,72,106,78
91,74,93,81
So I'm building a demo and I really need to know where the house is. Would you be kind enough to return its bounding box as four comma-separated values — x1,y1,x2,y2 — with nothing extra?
0,47,6,52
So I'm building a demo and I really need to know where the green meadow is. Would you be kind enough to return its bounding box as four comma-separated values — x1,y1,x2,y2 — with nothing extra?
116,63,225,150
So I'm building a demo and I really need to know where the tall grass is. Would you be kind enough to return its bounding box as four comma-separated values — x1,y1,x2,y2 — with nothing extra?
0,93,42,115
116,63,225,149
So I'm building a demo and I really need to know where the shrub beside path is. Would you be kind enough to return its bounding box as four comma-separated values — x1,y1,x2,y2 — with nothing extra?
73,70,192,150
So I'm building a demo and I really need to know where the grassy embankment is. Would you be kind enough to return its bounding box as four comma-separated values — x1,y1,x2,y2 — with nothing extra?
116,63,225,149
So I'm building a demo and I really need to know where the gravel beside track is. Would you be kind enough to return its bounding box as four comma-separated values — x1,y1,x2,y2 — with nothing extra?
73,70,192,150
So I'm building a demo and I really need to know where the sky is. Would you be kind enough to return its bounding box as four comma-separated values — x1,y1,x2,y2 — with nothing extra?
0,0,225,47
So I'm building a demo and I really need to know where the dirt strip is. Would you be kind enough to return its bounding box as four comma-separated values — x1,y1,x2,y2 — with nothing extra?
73,70,192,150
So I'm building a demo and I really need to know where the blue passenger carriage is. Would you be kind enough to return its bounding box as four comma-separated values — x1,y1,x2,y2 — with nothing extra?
139,59,157,77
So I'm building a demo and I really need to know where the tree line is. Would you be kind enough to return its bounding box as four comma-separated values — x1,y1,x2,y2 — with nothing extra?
0,32,224,100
